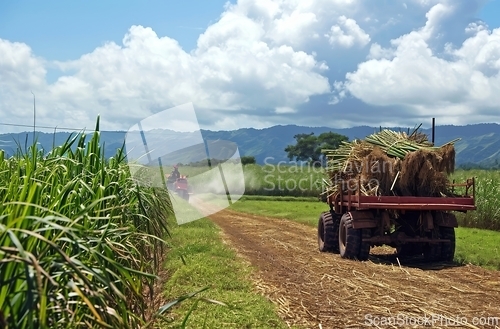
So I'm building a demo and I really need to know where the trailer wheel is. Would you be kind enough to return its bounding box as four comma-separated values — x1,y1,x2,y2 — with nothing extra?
439,227,455,262
357,229,371,261
339,213,362,259
423,242,441,262
318,211,340,253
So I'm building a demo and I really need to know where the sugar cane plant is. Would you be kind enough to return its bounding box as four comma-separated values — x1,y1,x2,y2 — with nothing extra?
0,117,173,328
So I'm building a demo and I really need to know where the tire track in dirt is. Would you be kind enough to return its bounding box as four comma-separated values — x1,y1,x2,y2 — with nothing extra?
207,208,500,328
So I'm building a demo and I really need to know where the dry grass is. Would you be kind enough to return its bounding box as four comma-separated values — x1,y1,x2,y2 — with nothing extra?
324,129,459,197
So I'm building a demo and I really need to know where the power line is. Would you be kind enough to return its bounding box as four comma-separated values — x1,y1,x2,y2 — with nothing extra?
0,121,126,133
0,122,86,131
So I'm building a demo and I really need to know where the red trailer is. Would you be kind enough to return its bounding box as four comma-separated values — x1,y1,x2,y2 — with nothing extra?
318,178,476,262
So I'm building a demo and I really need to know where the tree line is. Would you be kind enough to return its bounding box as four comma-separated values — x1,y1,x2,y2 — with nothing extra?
284,131,348,166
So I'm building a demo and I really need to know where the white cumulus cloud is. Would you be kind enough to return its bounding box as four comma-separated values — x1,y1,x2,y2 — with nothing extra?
336,2,500,123
326,15,371,48
0,22,330,131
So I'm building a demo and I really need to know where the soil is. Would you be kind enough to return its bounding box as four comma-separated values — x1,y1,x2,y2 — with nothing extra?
206,208,500,329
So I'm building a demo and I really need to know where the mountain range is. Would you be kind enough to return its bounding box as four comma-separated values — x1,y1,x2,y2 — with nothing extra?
1,123,500,168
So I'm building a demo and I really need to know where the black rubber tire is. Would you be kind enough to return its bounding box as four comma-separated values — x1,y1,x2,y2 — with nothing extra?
423,242,441,262
439,227,455,262
339,213,362,259
357,228,371,261
318,211,340,253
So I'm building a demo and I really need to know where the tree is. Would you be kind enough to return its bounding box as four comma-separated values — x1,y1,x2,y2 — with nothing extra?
284,131,348,166
241,156,256,165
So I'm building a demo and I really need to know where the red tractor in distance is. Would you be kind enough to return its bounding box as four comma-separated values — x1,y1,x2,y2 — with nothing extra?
166,165,190,201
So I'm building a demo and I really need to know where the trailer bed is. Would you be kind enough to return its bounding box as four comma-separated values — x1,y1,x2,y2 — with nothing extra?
331,178,476,212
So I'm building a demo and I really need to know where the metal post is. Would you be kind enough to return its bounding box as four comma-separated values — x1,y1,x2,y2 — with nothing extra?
432,117,435,144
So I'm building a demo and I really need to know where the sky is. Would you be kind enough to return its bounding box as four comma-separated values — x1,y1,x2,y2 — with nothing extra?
1,0,500,133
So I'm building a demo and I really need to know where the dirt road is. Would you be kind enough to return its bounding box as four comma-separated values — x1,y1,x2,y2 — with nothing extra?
207,209,500,328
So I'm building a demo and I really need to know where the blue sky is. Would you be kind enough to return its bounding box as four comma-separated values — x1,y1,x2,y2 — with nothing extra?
0,0,234,85
1,0,500,132
0,0,234,60
479,0,500,27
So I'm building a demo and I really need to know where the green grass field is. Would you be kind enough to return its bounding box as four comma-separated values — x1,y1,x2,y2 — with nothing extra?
240,163,325,197
177,163,325,197
160,218,294,329
451,170,500,230
455,227,500,270
229,199,500,271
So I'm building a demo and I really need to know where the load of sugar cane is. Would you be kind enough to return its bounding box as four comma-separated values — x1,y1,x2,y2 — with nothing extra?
322,127,459,197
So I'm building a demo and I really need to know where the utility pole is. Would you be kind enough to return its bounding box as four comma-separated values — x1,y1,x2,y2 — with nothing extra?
432,117,435,145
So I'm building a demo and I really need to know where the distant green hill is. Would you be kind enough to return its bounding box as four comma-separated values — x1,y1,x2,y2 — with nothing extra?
1,123,500,168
